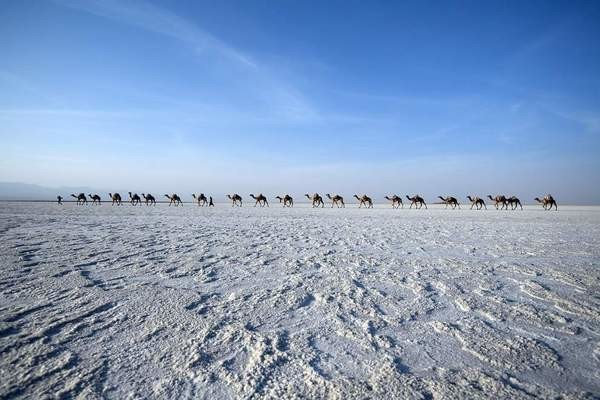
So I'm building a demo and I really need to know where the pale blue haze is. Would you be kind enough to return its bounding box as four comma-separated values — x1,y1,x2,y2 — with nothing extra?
1,1,599,203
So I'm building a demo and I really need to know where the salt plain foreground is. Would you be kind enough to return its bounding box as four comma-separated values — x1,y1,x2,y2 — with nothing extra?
0,202,599,399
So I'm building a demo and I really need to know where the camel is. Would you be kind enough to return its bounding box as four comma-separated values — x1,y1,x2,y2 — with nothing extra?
354,194,373,208
227,194,243,207
88,194,101,205
109,193,122,206
305,193,324,208
438,196,460,209
250,194,269,207
326,194,345,208
466,196,487,210
141,193,156,206
129,192,142,206
406,195,427,209
487,195,508,210
71,193,87,205
192,193,208,207
275,195,294,207
507,196,523,210
164,194,183,206
535,194,558,211
384,195,403,209
57,195,63,205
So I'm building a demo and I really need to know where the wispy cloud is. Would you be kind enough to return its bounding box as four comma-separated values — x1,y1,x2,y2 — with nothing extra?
54,0,324,122
55,0,256,68
552,110,600,134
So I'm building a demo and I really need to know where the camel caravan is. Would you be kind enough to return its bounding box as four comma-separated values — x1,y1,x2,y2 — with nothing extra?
56,192,559,210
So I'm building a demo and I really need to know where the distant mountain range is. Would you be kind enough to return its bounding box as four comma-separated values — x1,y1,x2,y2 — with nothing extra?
0,182,105,200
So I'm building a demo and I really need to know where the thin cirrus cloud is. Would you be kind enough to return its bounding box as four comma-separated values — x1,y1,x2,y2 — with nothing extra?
53,0,319,122
55,0,257,68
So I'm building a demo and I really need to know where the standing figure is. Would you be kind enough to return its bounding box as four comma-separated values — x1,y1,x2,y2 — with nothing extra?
57,196,63,205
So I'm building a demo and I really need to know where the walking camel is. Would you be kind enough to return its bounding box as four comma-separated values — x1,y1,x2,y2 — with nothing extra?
164,194,183,206
354,194,373,208
129,192,142,206
384,195,403,209
535,194,558,211
88,194,101,205
507,196,523,210
466,196,486,210
275,195,294,207
326,194,345,208
227,194,243,207
487,195,508,210
406,195,427,209
305,193,324,208
438,196,460,209
71,193,87,205
109,193,122,206
250,194,269,207
192,193,208,207
141,193,156,206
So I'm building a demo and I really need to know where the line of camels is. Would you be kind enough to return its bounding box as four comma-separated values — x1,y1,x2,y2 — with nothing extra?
60,193,558,210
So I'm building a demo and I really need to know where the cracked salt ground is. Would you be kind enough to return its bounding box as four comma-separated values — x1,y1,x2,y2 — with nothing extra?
1,203,599,399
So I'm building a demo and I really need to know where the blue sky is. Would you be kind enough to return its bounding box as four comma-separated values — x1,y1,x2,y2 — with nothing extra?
1,0,599,203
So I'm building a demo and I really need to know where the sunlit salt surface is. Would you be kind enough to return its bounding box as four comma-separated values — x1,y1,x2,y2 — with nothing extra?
1,202,599,398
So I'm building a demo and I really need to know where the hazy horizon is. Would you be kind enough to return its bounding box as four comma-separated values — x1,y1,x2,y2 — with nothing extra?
1,181,599,206
2,1,599,203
